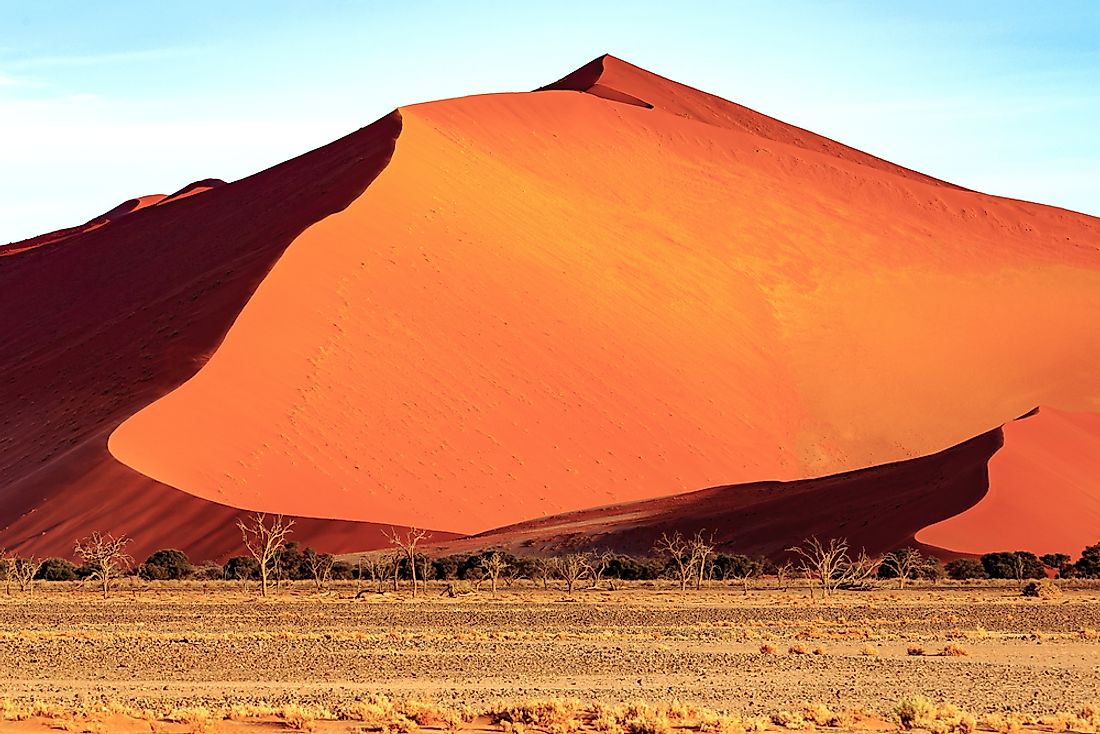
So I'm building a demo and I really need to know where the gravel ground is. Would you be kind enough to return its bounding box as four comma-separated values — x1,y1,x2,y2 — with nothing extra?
2,583,1099,716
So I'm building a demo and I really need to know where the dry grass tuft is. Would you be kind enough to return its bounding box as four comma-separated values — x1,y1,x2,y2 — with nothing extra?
859,644,878,656
941,642,969,657
892,695,975,734
771,710,809,730
166,707,218,734
1022,579,1061,599
280,703,327,731
487,698,583,734
1038,703,1100,733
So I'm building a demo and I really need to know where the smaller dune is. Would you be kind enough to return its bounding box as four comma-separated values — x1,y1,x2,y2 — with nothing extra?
918,406,1100,555
160,178,227,205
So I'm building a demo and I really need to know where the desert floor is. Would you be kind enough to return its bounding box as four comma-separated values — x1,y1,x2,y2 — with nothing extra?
1,581,1099,732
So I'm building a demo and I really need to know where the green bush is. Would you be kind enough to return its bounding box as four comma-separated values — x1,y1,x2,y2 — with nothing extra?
980,551,1044,580
35,557,77,581
224,555,260,580
1075,542,1100,578
944,558,988,580
138,549,192,580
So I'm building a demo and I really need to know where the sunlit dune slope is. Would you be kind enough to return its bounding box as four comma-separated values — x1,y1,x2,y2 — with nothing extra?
540,55,964,189
0,111,459,560
109,56,1100,540
919,407,1100,555
429,424,1004,561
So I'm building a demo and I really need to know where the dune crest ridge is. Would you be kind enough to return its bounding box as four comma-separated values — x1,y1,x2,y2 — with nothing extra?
103,57,1100,554
0,111,466,561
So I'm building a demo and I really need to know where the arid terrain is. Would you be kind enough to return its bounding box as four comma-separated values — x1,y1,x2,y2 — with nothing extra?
3,56,1100,564
2,582,1099,732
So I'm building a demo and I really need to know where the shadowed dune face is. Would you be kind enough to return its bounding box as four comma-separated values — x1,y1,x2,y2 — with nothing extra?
0,112,446,560
6,56,1100,559
918,407,1100,555
109,61,1100,542
430,425,1004,561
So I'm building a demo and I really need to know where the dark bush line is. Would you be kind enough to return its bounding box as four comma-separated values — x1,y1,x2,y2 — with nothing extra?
18,540,1100,584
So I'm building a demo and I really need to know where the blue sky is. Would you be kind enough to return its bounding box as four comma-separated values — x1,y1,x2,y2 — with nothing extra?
1,1,1097,242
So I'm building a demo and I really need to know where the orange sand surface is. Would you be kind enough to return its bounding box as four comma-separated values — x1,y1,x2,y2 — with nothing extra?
919,407,1100,555
107,57,1100,545
0,112,461,560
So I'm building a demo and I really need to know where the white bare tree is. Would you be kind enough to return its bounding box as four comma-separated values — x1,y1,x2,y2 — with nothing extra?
384,527,429,598
590,550,616,589
74,532,132,599
12,556,43,595
787,536,879,597
236,513,295,597
655,531,696,592
0,549,11,595
303,548,335,591
881,547,923,588
689,531,716,590
479,552,510,596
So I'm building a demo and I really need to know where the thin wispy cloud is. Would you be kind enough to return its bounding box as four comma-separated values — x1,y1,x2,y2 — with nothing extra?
0,71,29,87
7,46,198,69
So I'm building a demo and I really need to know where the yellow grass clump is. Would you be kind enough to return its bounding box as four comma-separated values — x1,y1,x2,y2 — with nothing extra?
892,695,975,734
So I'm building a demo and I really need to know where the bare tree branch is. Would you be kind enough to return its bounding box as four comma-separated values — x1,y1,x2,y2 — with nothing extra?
236,513,294,597
384,527,429,598
74,532,132,599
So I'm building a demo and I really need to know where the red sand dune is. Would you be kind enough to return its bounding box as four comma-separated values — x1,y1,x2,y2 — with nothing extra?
1,193,167,256
159,178,227,205
919,407,1100,556
0,112,457,561
430,424,1005,560
107,57,1100,550
4,55,1100,560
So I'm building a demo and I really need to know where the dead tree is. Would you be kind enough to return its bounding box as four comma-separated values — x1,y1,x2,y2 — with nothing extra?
845,550,881,589
590,550,616,589
729,558,763,595
385,527,429,597
775,561,793,592
236,513,295,597
553,554,591,594
787,536,879,597
655,531,696,592
12,557,43,595
74,532,132,599
479,552,509,596
354,553,389,596
526,557,553,590
415,554,434,588
0,549,10,595
690,531,716,590
881,547,923,588
303,549,335,591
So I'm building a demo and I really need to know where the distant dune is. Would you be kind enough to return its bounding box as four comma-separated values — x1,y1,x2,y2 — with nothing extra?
2,56,1099,561
919,407,1100,555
